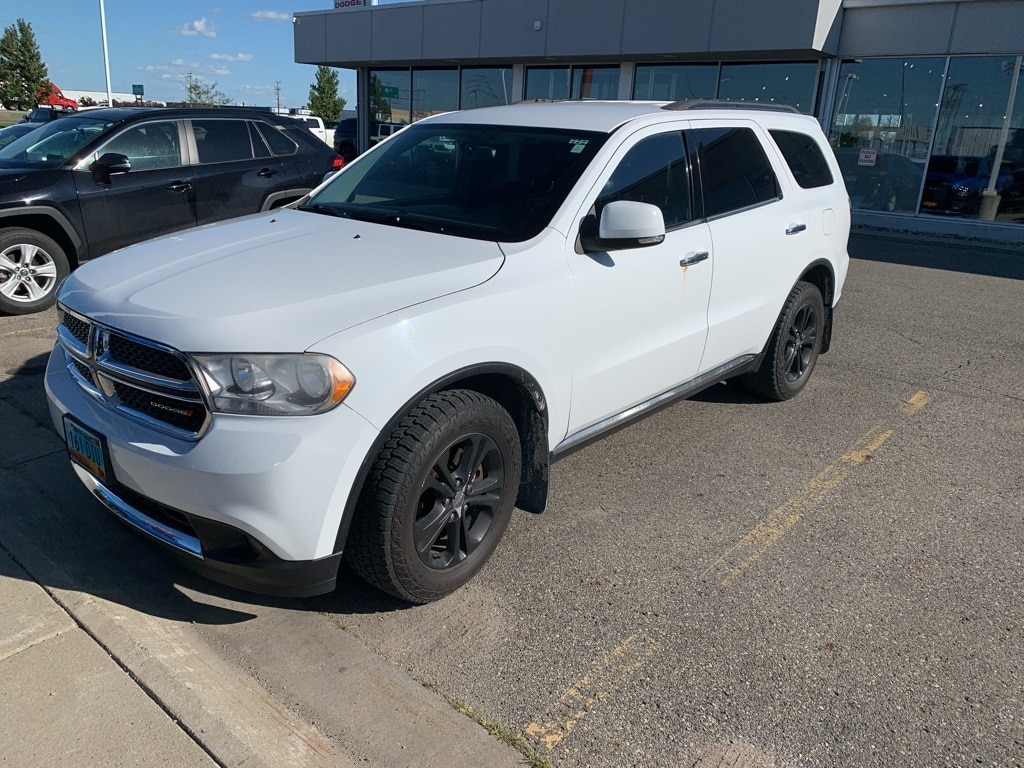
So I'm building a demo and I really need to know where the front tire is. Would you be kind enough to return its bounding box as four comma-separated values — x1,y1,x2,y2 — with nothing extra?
0,228,70,315
741,281,825,401
346,390,522,603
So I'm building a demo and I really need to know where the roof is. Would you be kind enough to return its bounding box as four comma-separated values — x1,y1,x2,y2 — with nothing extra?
57,106,288,123
419,100,815,134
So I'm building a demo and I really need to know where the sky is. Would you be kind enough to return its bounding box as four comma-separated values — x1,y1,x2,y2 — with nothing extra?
2,1,359,110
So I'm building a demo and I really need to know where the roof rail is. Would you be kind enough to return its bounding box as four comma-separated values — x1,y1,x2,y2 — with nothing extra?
662,99,800,114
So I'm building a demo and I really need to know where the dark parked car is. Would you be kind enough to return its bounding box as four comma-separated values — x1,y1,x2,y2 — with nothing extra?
0,107,343,314
21,107,73,123
833,147,923,212
920,154,1020,215
0,122,45,150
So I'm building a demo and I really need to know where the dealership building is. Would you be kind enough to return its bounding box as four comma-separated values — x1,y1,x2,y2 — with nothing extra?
294,0,1024,241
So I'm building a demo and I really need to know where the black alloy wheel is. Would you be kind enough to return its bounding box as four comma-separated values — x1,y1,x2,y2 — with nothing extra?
741,280,825,401
346,389,521,603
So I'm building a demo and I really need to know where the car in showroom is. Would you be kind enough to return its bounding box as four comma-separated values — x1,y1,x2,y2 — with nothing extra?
45,100,850,603
0,107,343,314
920,154,1021,215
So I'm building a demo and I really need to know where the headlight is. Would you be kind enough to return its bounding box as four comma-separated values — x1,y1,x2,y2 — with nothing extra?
190,353,354,415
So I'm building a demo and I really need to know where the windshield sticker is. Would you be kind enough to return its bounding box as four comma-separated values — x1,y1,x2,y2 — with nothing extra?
569,138,589,154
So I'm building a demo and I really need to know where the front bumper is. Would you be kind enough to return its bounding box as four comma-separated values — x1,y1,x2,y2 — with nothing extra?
45,344,379,597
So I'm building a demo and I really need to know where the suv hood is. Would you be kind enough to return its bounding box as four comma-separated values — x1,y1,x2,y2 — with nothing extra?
58,208,504,352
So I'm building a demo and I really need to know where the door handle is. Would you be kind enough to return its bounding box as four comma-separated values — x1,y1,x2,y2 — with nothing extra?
256,168,279,177
679,251,709,267
165,181,192,192
785,223,807,235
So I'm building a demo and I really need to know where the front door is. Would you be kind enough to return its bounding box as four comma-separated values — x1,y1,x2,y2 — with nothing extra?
566,127,713,435
74,119,196,257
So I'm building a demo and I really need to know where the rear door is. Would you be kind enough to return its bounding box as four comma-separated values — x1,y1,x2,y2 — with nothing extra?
74,118,196,257
689,120,806,371
566,126,714,434
187,118,285,223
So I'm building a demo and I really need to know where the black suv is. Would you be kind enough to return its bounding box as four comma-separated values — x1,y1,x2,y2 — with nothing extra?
0,107,342,314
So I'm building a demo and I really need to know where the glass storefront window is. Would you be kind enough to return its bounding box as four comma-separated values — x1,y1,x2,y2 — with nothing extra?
829,57,945,213
633,64,718,101
525,68,570,101
412,69,459,122
369,70,411,125
924,56,1024,223
571,67,619,99
460,68,513,110
717,62,818,114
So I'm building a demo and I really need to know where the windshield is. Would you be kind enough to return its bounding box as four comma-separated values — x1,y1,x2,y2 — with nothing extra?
0,116,117,169
304,122,607,242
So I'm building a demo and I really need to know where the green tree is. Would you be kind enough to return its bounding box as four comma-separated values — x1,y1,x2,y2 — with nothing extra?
307,66,346,121
183,72,230,107
368,74,392,123
0,18,49,111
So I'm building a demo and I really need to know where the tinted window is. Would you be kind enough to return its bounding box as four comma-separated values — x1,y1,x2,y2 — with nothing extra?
192,119,253,164
306,123,607,242
598,132,692,229
691,127,779,217
254,122,298,156
248,122,272,159
97,121,181,171
769,129,833,189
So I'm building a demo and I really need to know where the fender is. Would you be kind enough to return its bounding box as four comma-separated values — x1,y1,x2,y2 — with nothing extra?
331,361,550,554
0,205,84,254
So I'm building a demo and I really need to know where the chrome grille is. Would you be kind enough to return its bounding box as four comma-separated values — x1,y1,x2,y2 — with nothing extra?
57,307,210,439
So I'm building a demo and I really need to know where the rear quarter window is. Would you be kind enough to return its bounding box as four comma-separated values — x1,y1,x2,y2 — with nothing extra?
255,121,299,156
769,129,834,189
691,126,780,218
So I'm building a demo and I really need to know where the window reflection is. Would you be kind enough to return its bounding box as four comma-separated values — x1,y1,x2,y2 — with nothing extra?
717,62,818,114
412,69,459,121
525,68,570,101
460,68,513,110
633,64,718,101
924,56,1024,223
369,70,411,124
829,58,944,213
571,67,619,99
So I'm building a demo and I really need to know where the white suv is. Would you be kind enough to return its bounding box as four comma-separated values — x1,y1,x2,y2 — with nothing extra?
45,100,850,603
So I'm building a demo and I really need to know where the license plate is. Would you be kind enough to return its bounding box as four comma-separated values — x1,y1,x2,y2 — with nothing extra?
63,416,109,483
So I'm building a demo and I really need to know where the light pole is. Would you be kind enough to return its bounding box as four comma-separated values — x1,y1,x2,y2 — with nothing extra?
99,0,112,107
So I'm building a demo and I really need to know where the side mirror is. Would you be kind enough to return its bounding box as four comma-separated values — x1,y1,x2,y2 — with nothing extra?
91,152,132,183
583,200,666,251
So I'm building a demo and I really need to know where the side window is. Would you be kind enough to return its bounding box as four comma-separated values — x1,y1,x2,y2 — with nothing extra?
254,122,299,156
769,129,834,189
192,119,253,164
97,121,180,171
597,132,692,229
691,127,780,218
247,121,272,159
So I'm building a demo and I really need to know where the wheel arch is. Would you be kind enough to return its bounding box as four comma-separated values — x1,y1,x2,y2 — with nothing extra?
797,259,836,354
333,362,551,554
0,208,83,268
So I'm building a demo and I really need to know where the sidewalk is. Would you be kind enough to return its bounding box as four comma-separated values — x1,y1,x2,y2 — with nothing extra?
0,396,525,768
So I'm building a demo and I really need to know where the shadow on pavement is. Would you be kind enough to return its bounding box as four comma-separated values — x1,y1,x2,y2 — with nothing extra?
849,233,1024,280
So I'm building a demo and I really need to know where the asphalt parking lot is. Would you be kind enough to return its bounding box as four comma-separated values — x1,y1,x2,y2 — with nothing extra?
1,232,1022,767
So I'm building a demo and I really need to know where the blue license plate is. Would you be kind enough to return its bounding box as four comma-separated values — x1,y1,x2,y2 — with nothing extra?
63,416,109,483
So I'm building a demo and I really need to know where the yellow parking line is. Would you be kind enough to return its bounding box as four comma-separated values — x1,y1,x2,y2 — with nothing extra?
704,391,930,587
525,634,657,751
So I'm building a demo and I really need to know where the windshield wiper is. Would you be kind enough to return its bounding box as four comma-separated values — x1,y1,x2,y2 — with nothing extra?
346,209,445,234
297,203,349,219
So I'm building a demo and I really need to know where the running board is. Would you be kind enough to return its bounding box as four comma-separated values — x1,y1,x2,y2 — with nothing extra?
552,355,757,459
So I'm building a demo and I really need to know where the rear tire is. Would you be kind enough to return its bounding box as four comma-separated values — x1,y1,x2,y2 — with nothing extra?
0,228,70,315
741,281,824,401
346,390,521,603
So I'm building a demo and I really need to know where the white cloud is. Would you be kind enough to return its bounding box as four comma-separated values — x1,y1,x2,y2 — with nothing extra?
251,10,289,22
210,67,231,76
211,53,254,62
171,58,185,66
178,18,216,37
